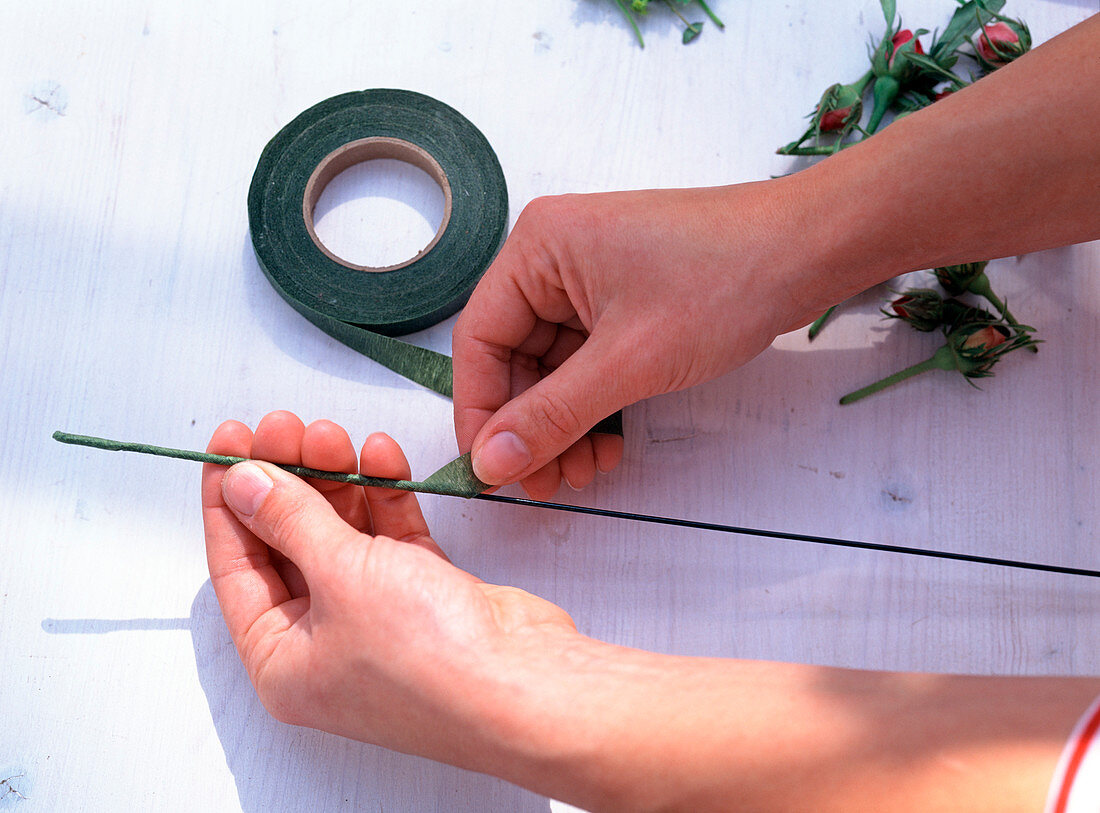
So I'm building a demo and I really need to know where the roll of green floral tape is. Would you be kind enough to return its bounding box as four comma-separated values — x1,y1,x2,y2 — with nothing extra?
248,88,509,398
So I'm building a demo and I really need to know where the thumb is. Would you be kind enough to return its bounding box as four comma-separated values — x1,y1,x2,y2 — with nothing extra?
222,461,364,575
471,337,629,485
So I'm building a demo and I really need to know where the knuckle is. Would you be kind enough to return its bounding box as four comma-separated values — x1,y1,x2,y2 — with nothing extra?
518,194,587,236
526,388,585,443
518,194,558,225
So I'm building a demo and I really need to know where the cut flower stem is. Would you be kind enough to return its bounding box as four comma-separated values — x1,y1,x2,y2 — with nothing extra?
839,345,956,404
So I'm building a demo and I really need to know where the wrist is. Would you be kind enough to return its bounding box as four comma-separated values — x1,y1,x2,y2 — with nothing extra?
475,630,805,811
463,627,668,809
772,137,923,323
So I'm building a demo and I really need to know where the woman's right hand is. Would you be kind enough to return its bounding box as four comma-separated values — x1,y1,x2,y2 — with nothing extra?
452,179,829,499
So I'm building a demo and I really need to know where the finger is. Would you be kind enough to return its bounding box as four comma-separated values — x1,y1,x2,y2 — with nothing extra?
251,410,306,466
220,460,364,581
359,433,448,559
452,213,580,454
469,333,630,486
519,457,563,501
202,421,299,658
250,411,311,597
558,435,597,491
593,433,625,475
537,324,588,372
302,420,370,532
452,282,538,455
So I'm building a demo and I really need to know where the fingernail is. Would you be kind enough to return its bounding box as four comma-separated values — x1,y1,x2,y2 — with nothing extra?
223,463,274,517
473,431,532,483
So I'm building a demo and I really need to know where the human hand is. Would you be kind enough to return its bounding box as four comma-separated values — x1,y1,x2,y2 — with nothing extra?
201,411,1097,811
200,411,580,769
452,180,829,500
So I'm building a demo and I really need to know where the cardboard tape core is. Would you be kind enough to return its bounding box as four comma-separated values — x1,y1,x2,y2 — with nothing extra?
303,137,454,272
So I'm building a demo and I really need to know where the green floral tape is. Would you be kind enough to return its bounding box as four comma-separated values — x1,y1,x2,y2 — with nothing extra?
248,89,509,397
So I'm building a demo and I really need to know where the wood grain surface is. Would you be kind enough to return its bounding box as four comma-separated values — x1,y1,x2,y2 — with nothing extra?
2,1,1096,809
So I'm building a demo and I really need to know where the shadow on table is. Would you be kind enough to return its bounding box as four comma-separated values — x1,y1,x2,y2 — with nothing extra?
238,237,458,392
188,581,549,813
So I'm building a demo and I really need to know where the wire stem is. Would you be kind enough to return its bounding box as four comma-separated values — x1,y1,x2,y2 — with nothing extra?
54,430,1100,579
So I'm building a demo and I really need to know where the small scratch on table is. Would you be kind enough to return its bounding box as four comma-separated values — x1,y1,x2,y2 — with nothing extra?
24,81,68,116
0,774,28,801
646,432,698,445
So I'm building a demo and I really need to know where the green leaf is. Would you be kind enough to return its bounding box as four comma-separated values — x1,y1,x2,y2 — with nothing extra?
905,51,967,86
880,0,897,28
683,22,703,43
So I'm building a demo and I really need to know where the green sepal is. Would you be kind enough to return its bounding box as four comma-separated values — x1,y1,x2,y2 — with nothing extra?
904,51,969,87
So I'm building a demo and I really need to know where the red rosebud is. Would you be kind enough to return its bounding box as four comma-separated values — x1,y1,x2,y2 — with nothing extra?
889,29,924,67
812,82,863,135
888,289,946,331
819,105,855,132
933,89,954,102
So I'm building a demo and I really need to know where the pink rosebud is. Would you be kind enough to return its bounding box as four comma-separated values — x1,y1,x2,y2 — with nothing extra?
977,22,1017,62
889,29,924,67
975,21,1031,68
961,323,1009,352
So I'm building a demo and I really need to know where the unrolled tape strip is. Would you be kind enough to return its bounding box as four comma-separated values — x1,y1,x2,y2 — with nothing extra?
248,89,621,496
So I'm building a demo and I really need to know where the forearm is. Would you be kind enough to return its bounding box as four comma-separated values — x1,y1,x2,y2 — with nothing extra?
785,14,1100,316
496,633,1099,812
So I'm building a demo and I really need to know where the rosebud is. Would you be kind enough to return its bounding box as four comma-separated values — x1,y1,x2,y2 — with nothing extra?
950,320,1015,376
840,312,1035,404
934,261,988,296
932,88,954,102
889,29,925,68
975,20,1031,69
959,322,1009,352
777,74,874,155
872,27,927,80
866,26,929,133
816,83,863,133
933,261,1031,347
887,289,945,331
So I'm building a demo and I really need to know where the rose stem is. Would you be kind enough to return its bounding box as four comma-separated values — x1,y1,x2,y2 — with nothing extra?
808,305,838,340
839,345,956,404
695,1,724,28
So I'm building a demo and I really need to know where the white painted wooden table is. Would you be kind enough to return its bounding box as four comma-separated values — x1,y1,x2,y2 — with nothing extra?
2,1,1096,809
